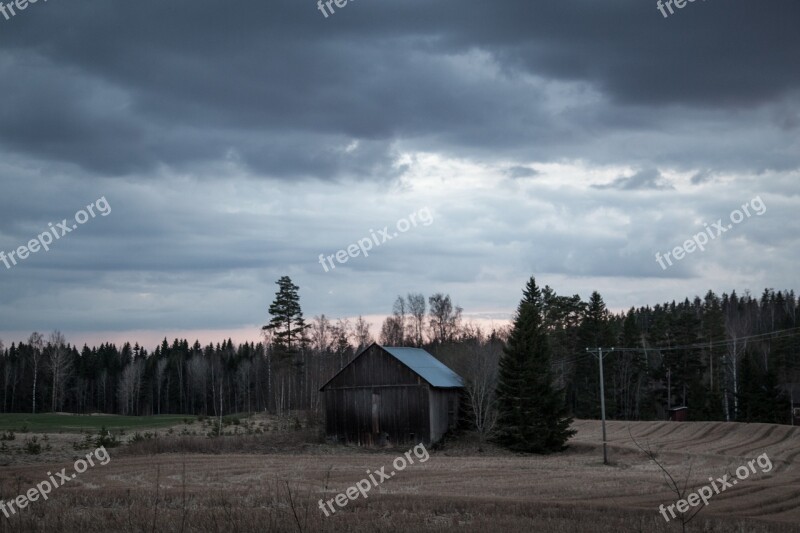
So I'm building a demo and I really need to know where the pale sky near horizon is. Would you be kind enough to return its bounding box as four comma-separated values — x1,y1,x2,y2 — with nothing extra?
0,0,798,350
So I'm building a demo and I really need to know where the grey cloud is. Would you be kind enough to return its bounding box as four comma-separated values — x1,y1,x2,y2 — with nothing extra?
0,0,798,342
0,1,796,177
505,166,540,179
593,169,674,191
690,169,717,185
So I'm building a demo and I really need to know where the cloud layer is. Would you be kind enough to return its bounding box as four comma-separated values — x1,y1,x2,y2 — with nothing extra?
0,0,798,345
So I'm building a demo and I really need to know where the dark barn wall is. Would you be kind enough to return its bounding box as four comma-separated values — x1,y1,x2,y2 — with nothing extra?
323,345,432,445
429,388,459,443
324,385,429,446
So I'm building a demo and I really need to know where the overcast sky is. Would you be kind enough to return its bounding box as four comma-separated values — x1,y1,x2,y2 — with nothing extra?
0,0,798,348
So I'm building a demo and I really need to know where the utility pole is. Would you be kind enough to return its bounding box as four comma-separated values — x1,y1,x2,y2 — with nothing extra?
667,367,671,411
586,347,613,465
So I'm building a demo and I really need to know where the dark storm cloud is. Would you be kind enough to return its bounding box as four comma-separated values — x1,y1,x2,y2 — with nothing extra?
505,166,540,179
0,0,799,343
0,0,797,177
593,169,674,191
690,169,717,185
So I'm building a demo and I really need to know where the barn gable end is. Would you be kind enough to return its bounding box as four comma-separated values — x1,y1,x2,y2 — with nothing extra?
323,344,423,389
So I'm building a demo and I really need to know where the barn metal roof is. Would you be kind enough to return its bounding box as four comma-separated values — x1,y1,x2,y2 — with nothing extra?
381,346,464,388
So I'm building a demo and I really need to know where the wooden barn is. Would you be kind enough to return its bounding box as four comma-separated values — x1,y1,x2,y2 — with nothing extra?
320,343,463,446
668,406,689,422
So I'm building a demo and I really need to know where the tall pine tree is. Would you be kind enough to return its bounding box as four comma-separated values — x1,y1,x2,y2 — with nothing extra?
262,276,308,356
495,277,576,453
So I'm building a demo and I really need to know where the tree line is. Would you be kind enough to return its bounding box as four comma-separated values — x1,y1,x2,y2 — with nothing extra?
1,277,798,433
0,276,473,418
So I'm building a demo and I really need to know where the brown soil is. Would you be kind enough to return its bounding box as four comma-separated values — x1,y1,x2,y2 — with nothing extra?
0,419,798,532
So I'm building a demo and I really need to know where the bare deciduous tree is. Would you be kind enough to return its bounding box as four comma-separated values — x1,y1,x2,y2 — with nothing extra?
353,315,373,351
379,316,404,346
27,332,43,414
428,293,462,344
724,295,752,420
331,318,352,369
630,428,703,533
186,356,208,414
236,360,252,413
392,296,407,345
117,359,144,416
48,330,71,412
310,315,331,354
462,341,500,441
407,293,426,346
155,358,168,415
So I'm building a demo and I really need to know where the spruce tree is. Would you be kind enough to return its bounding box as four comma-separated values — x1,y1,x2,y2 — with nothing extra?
495,277,576,453
737,352,760,422
574,291,614,418
262,276,308,356
701,291,726,420
738,352,788,423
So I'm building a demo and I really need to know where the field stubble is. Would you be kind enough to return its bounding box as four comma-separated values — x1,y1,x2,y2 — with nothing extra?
0,417,799,532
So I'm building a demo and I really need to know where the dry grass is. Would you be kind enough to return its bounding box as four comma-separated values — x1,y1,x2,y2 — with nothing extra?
1,419,799,532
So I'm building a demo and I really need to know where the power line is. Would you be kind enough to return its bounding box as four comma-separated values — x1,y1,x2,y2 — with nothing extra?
549,326,800,367
613,326,800,353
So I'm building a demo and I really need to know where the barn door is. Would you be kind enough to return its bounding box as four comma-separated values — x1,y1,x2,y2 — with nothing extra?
371,392,380,434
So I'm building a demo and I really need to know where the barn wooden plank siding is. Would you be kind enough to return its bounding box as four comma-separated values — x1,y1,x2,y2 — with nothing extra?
320,343,463,446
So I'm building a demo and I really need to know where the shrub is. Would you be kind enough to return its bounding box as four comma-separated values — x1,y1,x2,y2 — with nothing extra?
73,430,95,450
24,436,42,455
220,415,241,427
94,426,121,448
128,431,156,444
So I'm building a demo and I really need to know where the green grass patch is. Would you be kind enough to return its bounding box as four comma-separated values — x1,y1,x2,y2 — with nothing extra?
0,413,190,433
